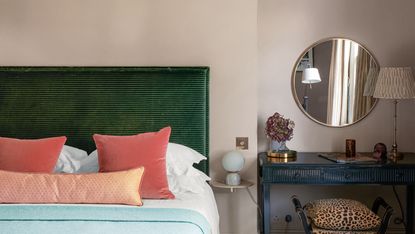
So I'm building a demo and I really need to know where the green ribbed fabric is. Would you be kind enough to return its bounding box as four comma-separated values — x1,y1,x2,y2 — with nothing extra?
0,67,209,174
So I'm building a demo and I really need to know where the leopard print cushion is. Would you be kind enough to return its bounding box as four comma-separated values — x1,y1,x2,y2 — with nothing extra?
304,198,381,231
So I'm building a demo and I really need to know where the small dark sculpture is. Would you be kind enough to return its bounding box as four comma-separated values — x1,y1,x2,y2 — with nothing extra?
373,142,387,161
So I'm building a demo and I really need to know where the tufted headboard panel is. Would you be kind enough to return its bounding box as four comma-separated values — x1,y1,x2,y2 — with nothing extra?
0,67,209,174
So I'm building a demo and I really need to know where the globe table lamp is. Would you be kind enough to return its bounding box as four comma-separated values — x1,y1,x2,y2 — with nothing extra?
222,151,245,186
373,67,415,159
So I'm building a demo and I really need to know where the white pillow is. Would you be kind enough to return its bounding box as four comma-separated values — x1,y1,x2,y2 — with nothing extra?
165,143,210,194
54,145,88,173
78,151,99,173
167,167,210,194
166,143,207,176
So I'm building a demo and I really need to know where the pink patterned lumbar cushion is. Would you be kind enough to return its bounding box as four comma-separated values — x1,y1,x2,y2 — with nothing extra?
0,167,145,206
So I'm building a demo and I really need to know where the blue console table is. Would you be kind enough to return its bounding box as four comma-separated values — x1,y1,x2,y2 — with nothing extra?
257,152,415,234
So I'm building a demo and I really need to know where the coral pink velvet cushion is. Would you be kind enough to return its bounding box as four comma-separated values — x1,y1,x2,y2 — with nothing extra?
93,127,174,199
0,167,145,206
0,136,67,172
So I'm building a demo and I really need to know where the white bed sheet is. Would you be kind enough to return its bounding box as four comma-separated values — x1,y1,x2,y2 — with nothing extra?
142,181,220,234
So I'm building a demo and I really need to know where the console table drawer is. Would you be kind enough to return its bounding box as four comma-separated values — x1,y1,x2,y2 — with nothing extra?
321,168,375,183
371,168,415,184
262,168,321,183
319,168,415,184
262,168,415,184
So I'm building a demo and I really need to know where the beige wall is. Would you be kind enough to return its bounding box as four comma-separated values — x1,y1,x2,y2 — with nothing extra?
0,1,258,233
259,0,415,233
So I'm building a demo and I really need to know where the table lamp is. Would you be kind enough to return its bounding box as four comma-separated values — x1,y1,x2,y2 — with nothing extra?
302,67,321,111
373,67,415,159
222,150,245,186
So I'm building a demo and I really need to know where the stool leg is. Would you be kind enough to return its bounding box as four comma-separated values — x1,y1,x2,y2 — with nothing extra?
291,195,311,234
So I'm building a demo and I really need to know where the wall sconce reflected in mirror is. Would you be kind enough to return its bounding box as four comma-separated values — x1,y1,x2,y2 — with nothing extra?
301,67,321,111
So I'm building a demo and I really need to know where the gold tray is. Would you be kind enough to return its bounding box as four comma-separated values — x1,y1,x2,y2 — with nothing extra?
267,156,297,163
267,150,297,158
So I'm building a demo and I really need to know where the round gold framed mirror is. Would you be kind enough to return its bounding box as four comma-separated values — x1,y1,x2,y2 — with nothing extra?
292,38,379,127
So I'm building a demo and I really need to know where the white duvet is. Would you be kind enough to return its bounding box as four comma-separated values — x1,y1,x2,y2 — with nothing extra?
143,182,220,234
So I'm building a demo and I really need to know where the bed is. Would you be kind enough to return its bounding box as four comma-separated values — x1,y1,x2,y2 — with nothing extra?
0,67,218,234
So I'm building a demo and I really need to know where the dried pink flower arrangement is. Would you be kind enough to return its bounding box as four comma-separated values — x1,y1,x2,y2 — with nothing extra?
265,112,295,142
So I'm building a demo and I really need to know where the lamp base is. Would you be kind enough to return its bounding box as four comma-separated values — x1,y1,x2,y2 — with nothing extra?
389,145,403,160
225,172,241,186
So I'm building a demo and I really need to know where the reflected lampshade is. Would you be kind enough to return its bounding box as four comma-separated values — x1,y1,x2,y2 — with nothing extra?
302,68,321,84
222,151,245,172
373,67,415,99
363,67,380,97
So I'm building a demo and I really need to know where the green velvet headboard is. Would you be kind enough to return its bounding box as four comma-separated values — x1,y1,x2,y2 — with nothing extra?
0,67,209,174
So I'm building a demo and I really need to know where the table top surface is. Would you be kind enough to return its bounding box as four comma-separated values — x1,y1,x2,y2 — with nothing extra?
259,152,415,168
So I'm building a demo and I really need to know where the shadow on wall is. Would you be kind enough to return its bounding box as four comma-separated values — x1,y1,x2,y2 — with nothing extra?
257,115,268,152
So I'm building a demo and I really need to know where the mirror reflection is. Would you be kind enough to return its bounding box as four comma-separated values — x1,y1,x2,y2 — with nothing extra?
292,38,379,127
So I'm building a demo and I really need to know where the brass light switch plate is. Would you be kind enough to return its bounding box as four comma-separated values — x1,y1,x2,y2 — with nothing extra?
236,137,248,150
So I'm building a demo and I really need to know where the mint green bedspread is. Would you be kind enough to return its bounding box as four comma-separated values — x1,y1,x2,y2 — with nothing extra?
0,205,211,234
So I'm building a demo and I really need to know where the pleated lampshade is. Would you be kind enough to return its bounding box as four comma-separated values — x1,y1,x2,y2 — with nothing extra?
373,67,415,99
